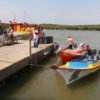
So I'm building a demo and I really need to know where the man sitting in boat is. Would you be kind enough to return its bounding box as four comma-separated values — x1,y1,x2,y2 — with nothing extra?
86,45,93,59
92,49,97,60
66,36,74,49
84,45,98,61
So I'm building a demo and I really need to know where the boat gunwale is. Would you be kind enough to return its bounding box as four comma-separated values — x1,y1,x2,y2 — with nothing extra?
59,49,87,56
59,64,100,70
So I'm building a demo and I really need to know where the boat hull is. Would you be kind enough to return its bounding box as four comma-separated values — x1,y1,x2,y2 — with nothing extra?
57,49,86,65
55,67,100,85
50,59,100,86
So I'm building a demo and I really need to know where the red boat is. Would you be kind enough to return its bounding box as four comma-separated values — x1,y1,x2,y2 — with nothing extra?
57,46,87,65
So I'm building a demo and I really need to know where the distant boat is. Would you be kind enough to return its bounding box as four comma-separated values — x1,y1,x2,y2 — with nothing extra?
50,55,100,86
57,46,87,65
9,20,34,34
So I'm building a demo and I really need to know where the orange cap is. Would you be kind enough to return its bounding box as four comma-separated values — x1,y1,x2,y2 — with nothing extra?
68,36,71,38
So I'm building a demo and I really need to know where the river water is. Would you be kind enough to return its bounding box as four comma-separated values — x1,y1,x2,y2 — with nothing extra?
0,30,100,100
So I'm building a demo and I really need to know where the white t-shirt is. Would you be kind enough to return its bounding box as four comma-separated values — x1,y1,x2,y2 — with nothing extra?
9,29,13,35
78,43,84,50
67,38,74,45
33,30,38,38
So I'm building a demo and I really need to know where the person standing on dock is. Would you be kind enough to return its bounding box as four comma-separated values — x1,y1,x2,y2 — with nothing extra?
9,26,14,43
37,24,42,44
66,36,74,49
0,20,4,35
33,26,39,48
41,27,46,43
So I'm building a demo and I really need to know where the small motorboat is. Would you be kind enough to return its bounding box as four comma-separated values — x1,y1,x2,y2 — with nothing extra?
57,46,87,65
50,55,100,86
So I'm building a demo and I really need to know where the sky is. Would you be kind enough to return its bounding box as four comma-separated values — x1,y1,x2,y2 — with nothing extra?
0,0,100,25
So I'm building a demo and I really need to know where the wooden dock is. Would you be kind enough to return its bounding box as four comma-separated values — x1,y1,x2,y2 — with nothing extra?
0,40,58,86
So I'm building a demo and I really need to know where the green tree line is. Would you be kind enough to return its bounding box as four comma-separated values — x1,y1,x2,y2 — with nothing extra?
41,24,100,31
2,23,100,31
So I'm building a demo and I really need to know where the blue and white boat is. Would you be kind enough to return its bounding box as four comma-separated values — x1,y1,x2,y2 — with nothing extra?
50,55,100,86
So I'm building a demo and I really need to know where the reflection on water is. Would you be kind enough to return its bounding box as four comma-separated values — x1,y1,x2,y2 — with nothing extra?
0,30,100,100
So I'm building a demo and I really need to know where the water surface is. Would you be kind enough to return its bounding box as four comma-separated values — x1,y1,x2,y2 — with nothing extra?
0,30,100,100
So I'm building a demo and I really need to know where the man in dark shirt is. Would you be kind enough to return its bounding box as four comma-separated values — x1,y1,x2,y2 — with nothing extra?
0,20,4,35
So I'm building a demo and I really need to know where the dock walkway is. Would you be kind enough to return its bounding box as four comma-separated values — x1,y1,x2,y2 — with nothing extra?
0,40,57,83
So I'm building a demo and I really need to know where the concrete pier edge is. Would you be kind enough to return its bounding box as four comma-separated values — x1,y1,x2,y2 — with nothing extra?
0,40,59,88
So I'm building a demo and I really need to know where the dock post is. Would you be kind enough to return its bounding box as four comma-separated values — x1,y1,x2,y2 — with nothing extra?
29,30,32,71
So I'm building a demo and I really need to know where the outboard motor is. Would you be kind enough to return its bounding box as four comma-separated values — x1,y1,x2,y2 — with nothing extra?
97,50,100,60
98,50,100,55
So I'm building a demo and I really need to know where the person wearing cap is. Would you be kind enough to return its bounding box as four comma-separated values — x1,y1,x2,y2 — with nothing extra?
66,36,74,49
78,42,87,51
79,42,84,49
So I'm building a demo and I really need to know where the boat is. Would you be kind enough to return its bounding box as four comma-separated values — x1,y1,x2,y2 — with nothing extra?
50,55,100,86
57,46,87,65
9,21,34,35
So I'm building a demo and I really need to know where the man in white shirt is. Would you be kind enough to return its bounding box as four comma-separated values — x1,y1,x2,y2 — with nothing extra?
9,26,14,43
41,28,46,43
33,26,39,48
66,36,74,49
